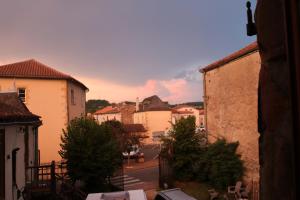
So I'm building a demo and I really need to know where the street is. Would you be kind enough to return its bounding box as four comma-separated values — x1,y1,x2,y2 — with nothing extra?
123,145,160,199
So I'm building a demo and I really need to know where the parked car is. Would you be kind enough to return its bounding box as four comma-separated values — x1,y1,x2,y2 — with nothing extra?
154,188,197,200
122,144,141,158
86,189,147,200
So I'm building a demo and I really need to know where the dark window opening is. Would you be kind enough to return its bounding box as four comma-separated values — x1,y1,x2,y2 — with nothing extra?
18,88,26,102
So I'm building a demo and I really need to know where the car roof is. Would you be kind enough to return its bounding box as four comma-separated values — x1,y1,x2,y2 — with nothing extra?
157,188,197,200
86,189,147,200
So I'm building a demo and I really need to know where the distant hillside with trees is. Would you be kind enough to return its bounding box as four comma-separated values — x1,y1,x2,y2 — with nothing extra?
171,101,204,108
86,99,203,114
86,99,110,113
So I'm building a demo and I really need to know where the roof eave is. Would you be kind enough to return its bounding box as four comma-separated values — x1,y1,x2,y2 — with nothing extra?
199,42,259,73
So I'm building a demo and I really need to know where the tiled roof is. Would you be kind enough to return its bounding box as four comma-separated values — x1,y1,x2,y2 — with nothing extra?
172,109,194,114
199,109,204,115
0,92,41,124
200,42,258,73
123,124,147,133
0,59,88,90
173,104,194,109
94,106,120,115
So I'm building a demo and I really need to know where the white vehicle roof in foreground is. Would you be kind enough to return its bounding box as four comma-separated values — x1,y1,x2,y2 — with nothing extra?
86,189,147,200
157,188,197,200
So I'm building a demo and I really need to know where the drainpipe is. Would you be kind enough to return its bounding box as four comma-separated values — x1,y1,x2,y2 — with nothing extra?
12,148,20,200
200,69,208,139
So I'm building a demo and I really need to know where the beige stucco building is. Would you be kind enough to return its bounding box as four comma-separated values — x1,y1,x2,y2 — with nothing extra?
171,105,204,127
0,92,41,200
0,59,88,163
201,42,260,182
134,96,172,144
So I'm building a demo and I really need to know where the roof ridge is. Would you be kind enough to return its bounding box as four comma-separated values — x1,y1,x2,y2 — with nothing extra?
30,59,72,78
0,59,88,90
200,41,258,73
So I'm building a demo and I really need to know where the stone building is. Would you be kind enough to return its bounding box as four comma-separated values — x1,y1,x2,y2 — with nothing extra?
200,42,260,182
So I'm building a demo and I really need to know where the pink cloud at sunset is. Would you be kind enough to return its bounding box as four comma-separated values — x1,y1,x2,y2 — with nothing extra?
76,76,202,104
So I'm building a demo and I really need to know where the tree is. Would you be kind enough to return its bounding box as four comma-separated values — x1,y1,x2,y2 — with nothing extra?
86,99,110,113
59,117,122,192
162,116,202,180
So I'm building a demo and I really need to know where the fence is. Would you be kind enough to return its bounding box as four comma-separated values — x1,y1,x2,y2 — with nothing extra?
25,161,87,200
158,153,174,189
26,161,56,196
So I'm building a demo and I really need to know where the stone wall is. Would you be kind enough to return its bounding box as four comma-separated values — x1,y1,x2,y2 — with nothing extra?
203,51,261,182
120,104,136,124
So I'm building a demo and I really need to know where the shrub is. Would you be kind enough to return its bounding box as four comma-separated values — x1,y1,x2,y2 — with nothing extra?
59,117,122,192
194,139,244,189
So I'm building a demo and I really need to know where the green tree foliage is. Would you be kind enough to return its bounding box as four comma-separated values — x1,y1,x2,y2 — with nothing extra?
102,120,142,152
86,99,110,113
161,116,244,190
163,116,202,180
194,140,244,190
59,117,122,192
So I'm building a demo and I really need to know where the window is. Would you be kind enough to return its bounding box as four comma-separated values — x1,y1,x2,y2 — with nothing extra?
71,89,75,105
18,88,26,102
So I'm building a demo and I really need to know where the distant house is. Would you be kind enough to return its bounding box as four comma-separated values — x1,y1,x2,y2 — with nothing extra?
134,95,172,143
94,106,121,124
171,105,205,127
94,102,136,124
200,42,260,182
0,59,88,162
0,92,41,200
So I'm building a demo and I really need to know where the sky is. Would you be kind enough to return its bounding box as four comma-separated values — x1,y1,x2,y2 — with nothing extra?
0,0,256,104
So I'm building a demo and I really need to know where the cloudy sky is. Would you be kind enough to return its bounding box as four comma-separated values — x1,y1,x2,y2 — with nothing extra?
0,0,256,104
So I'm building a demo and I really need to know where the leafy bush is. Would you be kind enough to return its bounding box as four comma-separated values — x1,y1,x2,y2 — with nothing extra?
59,117,122,192
162,116,202,180
193,139,244,189
161,116,244,190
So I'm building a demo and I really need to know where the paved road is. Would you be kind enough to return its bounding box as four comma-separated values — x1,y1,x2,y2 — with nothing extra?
122,144,160,199
125,165,158,189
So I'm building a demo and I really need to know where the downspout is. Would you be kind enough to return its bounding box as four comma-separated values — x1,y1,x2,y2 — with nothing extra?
66,81,70,124
200,69,208,139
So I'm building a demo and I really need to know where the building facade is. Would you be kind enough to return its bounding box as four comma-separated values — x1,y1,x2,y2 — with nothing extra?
134,95,172,144
201,42,260,182
171,105,204,127
0,59,88,162
94,102,136,125
0,92,41,200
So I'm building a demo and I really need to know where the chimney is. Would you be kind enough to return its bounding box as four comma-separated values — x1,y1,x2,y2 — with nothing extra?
136,97,139,112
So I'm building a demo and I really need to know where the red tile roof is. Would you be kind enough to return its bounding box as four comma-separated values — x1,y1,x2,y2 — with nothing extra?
0,59,88,90
200,42,258,73
199,109,204,115
123,124,147,133
94,106,120,115
0,92,41,124
172,109,194,114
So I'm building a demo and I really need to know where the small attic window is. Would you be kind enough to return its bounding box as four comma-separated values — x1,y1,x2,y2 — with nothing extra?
18,88,26,102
